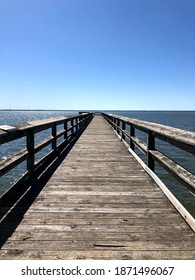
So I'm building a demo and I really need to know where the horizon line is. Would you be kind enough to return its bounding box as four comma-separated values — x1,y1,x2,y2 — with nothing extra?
0,108,195,112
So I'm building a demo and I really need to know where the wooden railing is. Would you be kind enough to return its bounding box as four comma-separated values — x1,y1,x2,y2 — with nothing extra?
0,113,93,199
102,113,195,194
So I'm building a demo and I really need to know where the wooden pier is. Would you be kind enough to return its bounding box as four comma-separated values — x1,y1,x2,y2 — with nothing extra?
0,114,195,259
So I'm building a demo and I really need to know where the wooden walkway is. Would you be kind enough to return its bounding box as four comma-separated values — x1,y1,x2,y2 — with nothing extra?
0,116,195,259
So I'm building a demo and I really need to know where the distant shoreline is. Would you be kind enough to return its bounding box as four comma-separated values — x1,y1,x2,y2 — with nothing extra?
0,109,76,112
0,109,194,112
0,109,83,113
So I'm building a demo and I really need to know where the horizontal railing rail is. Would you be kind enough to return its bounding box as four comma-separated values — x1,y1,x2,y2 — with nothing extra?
0,113,94,199
102,113,195,194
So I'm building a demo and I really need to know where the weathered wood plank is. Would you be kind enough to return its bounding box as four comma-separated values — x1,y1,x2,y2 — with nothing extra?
45,182,158,188
3,240,195,251
6,224,189,232
1,249,194,260
22,211,182,219
43,188,161,195
7,230,194,242
33,196,169,204
0,206,176,214
17,217,183,226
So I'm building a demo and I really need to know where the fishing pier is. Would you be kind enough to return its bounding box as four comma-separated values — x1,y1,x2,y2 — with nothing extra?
0,113,195,259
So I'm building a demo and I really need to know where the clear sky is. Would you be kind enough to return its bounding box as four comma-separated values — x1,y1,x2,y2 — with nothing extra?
0,0,195,110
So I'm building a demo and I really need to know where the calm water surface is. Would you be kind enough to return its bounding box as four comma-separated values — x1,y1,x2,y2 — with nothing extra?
0,110,195,217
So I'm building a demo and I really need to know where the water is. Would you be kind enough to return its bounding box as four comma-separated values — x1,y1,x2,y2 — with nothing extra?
0,110,195,217
0,110,78,125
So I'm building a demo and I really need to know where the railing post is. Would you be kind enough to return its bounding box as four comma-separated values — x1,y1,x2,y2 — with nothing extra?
122,121,125,140
76,116,79,131
130,125,135,151
111,117,114,128
81,115,84,129
64,119,67,141
147,131,155,171
117,119,120,134
81,115,84,128
113,117,115,129
52,122,57,153
27,129,35,172
110,117,113,127
78,116,81,130
71,119,74,135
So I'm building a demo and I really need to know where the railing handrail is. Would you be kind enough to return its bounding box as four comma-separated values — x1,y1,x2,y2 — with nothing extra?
0,113,91,145
102,112,195,194
103,113,195,154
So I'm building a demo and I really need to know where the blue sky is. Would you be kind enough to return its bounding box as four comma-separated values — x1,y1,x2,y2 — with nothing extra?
0,0,195,110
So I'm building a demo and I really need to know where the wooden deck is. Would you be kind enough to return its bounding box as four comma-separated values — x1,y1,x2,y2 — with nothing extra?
0,116,195,259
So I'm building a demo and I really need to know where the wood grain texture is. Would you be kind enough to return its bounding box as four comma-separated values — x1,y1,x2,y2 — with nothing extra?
0,116,194,260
